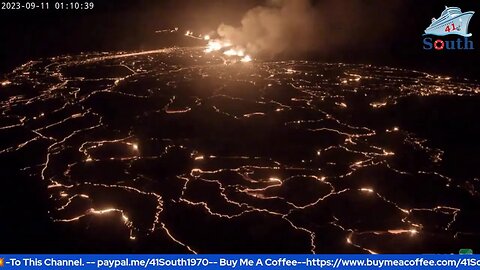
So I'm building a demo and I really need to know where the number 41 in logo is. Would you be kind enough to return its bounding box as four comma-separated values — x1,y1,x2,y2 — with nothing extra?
445,23,458,33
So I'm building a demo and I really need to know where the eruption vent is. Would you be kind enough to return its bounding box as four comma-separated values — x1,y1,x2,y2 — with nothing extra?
216,0,318,57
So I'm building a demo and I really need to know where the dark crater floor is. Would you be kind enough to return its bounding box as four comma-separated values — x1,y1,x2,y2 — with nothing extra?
1,47,480,253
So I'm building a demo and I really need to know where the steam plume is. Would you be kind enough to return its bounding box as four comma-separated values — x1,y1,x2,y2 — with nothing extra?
214,0,402,58
216,0,318,57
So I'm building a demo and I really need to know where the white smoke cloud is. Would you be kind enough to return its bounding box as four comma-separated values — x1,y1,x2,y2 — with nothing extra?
216,0,319,57
212,0,403,58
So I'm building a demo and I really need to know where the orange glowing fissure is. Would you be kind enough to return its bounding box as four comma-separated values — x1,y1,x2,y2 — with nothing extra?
185,30,252,63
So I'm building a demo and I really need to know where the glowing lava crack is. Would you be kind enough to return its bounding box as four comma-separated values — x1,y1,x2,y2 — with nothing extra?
1,47,480,253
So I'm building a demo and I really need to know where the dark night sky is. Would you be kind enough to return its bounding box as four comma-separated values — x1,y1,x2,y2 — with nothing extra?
0,0,479,78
